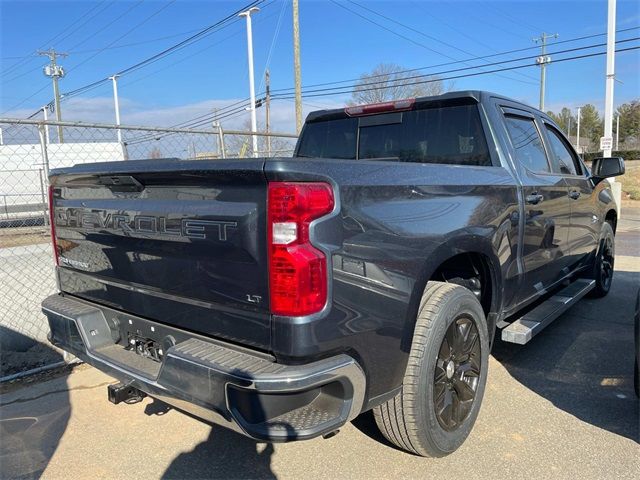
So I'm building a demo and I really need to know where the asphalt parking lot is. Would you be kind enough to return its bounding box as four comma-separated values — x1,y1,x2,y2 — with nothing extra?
1,209,639,480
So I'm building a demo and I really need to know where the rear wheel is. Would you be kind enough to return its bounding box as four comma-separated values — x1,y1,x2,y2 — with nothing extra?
373,281,489,457
588,222,615,298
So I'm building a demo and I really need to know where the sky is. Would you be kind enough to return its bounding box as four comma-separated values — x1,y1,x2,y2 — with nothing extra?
1,0,639,133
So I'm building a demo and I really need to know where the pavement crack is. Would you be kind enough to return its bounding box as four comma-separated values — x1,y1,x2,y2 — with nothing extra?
0,381,113,407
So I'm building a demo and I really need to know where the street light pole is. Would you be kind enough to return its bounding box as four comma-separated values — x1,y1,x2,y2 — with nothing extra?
603,0,617,158
292,0,303,134
239,7,260,158
110,75,123,144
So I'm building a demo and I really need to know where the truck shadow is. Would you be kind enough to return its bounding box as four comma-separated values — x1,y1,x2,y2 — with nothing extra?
161,423,276,480
155,364,289,479
492,270,639,442
0,326,70,479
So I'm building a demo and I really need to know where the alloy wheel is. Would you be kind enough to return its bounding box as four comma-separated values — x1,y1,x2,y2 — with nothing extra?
433,316,481,431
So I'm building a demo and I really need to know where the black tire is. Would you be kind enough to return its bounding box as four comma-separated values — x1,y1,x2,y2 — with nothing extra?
373,281,489,457
588,221,615,298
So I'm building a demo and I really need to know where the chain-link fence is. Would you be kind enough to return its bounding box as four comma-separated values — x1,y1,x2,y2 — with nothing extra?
0,118,297,372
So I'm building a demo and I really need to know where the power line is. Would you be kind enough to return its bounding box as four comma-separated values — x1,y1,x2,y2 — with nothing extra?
2,0,145,86
66,27,212,54
269,30,639,95
147,41,640,138
1,0,112,78
65,1,177,75
3,0,266,115
346,0,538,84
125,98,254,144
64,0,146,53
478,0,544,34
119,6,285,91
61,0,266,100
100,36,640,141
257,0,288,93
330,0,536,86
271,45,640,101
274,41,639,99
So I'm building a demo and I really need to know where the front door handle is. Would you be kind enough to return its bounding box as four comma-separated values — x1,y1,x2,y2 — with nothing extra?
568,190,581,200
525,193,544,205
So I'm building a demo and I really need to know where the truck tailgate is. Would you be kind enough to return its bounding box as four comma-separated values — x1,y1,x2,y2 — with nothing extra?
50,159,271,350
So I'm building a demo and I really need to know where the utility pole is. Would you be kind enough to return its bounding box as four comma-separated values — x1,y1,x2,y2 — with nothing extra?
292,0,303,134
533,33,558,111
576,107,581,153
239,7,260,158
38,49,68,143
42,105,50,145
110,75,123,144
265,69,271,157
615,114,620,150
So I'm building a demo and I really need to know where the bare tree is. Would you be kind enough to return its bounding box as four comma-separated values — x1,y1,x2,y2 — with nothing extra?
225,119,297,158
350,63,451,105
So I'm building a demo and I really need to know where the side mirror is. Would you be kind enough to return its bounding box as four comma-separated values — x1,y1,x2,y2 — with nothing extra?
591,156,625,182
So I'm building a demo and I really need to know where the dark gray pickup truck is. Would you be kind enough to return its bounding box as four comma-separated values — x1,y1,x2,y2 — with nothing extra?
42,91,625,456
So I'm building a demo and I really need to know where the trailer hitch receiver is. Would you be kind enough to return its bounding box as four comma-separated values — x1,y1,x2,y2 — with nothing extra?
107,382,146,405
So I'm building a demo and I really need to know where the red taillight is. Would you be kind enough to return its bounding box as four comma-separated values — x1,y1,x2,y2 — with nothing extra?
345,98,415,117
268,182,334,316
48,185,59,266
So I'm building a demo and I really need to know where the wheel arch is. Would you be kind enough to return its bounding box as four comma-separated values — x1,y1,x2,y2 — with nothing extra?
402,236,503,351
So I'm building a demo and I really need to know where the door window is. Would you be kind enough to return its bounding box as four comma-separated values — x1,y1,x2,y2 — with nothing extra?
545,125,582,175
504,116,550,173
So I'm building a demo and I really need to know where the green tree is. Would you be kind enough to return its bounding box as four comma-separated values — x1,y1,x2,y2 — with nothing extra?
350,63,451,105
579,104,603,150
616,100,640,148
546,107,576,134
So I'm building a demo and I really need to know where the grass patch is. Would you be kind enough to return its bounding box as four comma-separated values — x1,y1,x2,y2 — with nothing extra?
619,162,640,201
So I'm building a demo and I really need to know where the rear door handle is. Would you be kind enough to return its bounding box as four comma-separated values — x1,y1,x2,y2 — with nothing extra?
525,193,544,205
568,190,581,200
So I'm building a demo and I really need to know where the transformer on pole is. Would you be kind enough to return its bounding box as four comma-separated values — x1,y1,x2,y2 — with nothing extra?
38,49,68,143
533,33,558,112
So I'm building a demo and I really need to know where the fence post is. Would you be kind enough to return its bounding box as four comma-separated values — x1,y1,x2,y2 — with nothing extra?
217,125,226,159
38,168,47,226
37,123,51,226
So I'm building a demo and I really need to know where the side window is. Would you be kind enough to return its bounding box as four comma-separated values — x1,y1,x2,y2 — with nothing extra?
545,125,581,175
504,116,550,173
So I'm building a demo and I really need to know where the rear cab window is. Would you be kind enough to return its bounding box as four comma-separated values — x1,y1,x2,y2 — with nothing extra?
295,101,493,166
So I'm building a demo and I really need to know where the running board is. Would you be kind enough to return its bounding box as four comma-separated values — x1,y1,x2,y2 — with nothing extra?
501,279,595,345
